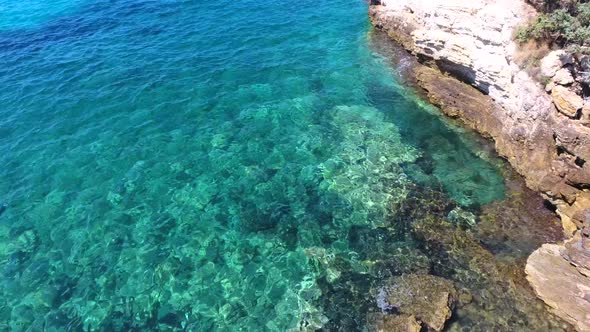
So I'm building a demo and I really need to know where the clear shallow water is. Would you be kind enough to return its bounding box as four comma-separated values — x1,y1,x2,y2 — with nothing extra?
0,0,517,330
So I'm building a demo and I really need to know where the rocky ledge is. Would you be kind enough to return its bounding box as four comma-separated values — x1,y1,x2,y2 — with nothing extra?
369,0,590,330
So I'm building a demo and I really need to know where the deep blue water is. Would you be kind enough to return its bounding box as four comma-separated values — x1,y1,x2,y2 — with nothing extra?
0,0,510,330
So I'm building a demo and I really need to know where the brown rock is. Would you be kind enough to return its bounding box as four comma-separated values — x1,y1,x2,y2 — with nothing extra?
382,274,456,331
553,123,590,164
557,192,590,230
367,314,422,332
559,212,580,238
552,85,584,118
526,243,590,331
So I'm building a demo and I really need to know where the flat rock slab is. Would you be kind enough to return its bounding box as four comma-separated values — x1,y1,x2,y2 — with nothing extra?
526,243,590,331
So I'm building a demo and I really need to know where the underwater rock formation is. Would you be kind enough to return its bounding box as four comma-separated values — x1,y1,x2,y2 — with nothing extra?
367,313,421,332
377,274,457,331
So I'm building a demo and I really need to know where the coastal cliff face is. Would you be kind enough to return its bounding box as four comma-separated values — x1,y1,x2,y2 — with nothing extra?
369,0,590,330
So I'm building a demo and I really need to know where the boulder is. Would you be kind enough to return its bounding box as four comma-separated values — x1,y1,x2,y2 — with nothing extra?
553,68,575,85
526,242,590,331
578,55,590,86
379,274,457,331
551,85,584,117
541,50,574,78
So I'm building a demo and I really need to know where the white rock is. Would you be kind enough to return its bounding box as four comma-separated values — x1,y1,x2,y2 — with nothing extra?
541,50,574,78
553,68,575,85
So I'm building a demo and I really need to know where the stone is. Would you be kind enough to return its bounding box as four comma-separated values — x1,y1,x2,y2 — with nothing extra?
558,211,579,238
380,274,456,331
578,55,590,86
541,50,574,78
552,85,584,118
447,207,476,227
367,313,422,332
563,233,590,277
582,102,590,122
526,243,590,331
557,192,590,230
553,68,575,85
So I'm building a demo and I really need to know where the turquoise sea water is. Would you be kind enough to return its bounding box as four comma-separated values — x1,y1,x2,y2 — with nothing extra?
0,0,515,330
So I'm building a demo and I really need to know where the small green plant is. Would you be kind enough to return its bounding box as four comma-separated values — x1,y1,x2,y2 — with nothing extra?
517,2,590,53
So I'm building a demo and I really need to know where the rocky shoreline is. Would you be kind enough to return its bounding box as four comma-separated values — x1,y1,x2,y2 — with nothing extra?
369,0,590,330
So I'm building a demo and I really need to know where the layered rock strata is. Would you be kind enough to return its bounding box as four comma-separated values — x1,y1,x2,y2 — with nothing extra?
369,0,590,330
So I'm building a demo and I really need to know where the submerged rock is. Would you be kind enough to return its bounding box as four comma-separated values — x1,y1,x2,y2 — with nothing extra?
377,274,457,331
367,313,421,332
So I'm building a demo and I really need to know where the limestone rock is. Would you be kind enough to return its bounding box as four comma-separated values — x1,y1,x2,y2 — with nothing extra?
541,50,574,78
526,243,590,331
552,85,584,118
553,68,575,85
380,274,456,331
